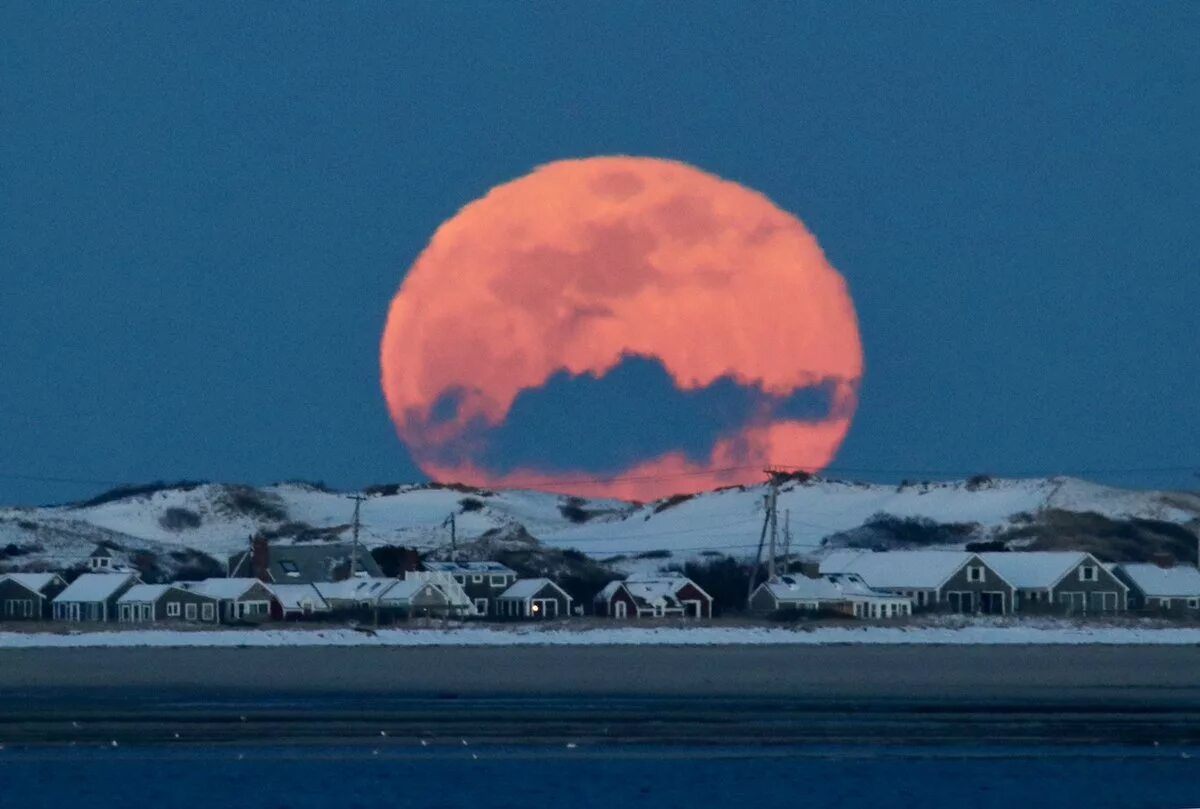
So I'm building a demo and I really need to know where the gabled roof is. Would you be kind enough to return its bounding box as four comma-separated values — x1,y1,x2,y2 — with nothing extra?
228,542,382,583
978,552,1104,590
377,579,445,605
498,578,571,602
594,580,624,602
89,546,114,559
314,577,394,602
270,584,331,612
1,573,65,594
1118,563,1200,598
424,561,516,576
761,573,909,603
819,550,977,590
182,578,267,600
623,580,684,610
117,584,174,604
54,573,138,603
623,573,712,602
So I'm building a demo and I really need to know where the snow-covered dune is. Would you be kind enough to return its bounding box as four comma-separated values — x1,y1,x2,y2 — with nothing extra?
0,476,1195,574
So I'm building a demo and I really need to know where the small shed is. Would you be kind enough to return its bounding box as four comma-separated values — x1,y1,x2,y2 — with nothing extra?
496,578,572,619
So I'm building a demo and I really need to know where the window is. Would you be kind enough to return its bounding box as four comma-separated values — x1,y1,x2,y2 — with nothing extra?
472,574,484,583
185,603,198,620
967,565,985,583
474,598,489,615
280,560,300,576
167,602,181,617
490,575,507,587
202,603,215,621
1079,566,1098,582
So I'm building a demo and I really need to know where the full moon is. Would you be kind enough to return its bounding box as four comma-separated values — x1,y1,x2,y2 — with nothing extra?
381,157,862,501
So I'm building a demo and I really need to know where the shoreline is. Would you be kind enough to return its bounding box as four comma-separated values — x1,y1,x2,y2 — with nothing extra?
2,620,1200,648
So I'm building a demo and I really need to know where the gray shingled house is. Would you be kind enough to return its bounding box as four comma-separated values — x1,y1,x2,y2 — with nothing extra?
979,552,1128,614
820,550,1016,614
0,573,68,620
227,537,382,584
496,578,573,619
52,572,140,622
116,584,220,623
423,561,517,616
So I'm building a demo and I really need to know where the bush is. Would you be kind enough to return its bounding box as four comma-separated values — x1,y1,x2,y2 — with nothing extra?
78,480,208,508
669,557,755,616
159,507,202,531
652,493,695,514
635,549,671,560
219,487,287,522
459,497,484,513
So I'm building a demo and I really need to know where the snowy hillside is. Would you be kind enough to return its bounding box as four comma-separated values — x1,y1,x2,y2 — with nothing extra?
0,476,1196,577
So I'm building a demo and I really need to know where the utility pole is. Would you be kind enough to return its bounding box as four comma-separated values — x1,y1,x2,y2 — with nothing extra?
443,513,457,560
782,509,792,575
765,471,779,580
746,496,771,608
348,494,366,577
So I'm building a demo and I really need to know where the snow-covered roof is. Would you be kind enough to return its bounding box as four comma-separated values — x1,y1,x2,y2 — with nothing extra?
594,580,623,602
54,573,138,603
978,552,1091,589
270,584,330,611
424,561,516,576
313,577,396,602
1,573,63,593
117,584,173,603
624,580,683,609
498,578,570,601
377,579,444,604
182,578,266,600
763,573,910,603
1118,564,1200,598
820,550,974,590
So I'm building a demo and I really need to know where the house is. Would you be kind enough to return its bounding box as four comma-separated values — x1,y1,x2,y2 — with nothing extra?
820,550,1015,614
1114,562,1200,615
403,571,477,616
180,578,280,623
313,577,455,620
495,578,573,619
83,545,137,574
117,584,219,623
593,574,712,619
270,584,332,619
375,579,453,619
227,536,383,583
979,552,1128,614
52,572,140,622
0,573,68,620
423,561,517,616
749,573,913,619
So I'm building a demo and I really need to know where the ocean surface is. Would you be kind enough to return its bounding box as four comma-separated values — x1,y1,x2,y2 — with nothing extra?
1,745,1198,809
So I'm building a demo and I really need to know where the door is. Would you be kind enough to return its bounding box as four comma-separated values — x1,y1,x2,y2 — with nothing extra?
614,600,627,619
980,592,1006,615
535,599,557,619
947,592,974,613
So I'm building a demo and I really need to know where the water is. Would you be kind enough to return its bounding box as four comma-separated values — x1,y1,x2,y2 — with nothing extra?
1,745,1198,809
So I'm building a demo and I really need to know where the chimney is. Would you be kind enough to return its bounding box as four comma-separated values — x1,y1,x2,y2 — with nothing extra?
251,534,270,582
401,547,421,573
1152,552,1174,569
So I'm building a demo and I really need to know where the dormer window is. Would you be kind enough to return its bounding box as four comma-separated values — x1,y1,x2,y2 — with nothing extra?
1079,565,1097,582
967,565,985,583
280,560,299,577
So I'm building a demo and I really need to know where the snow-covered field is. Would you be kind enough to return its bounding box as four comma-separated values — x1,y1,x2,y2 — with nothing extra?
2,476,1197,574
3,622,1200,648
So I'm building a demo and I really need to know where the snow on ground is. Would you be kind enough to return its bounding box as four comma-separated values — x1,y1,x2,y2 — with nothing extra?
1,475,1195,573
3,622,1200,648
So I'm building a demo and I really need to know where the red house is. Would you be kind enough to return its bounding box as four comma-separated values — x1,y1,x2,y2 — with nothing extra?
593,573,713,619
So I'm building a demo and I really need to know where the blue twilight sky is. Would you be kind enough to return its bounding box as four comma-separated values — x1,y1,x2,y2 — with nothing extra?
1,3,1198,506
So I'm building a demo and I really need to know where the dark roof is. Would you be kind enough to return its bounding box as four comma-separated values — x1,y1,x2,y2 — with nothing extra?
89,545,114,559
229,543,382,583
